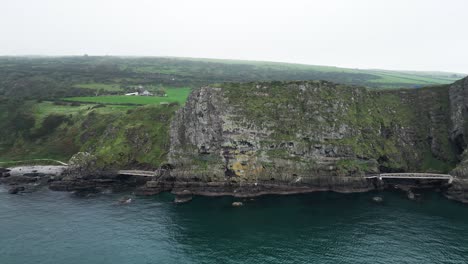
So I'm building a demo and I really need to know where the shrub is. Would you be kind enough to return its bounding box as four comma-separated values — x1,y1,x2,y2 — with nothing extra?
32,114,70,138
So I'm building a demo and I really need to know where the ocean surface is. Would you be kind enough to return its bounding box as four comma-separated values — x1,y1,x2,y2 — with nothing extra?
1,187,468,264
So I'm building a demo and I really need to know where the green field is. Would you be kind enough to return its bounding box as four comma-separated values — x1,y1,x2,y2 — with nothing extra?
64,88,191,105
170,57,464,86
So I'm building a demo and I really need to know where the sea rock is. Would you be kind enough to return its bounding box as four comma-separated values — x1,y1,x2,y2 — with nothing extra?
372,196,383,203
8,186,25,194
118,196,133,204
445,178,468,203
0,175,38,185
232,201,243,207
174,190,193,204
135,180,173,196
407,190,415,200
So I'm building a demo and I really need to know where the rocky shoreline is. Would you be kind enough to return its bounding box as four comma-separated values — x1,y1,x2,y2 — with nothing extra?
2,165,466,204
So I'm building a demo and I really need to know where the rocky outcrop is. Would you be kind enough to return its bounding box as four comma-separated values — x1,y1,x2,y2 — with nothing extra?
0,167,10,176
0,166,65,194
137,176,373,198
49,152,151,194
168,80,459,196
446,178,468,202
173,189,193,203
48,171,150,194
65,152,104,178
8,186,25,194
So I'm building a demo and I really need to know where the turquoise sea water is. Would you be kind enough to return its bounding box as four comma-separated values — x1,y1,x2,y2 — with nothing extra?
1,187,468,264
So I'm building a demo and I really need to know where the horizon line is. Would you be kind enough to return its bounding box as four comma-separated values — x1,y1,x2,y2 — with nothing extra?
0,54,466,75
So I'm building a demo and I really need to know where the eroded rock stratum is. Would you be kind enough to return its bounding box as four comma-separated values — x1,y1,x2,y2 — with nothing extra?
165,78,468,197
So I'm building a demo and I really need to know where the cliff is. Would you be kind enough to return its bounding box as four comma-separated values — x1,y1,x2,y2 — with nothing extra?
446,77,468,202
164,79,465,196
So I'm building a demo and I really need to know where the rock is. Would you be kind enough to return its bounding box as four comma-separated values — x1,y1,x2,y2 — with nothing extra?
0,175,38,185
0,167,10,173
407,190,415,200
8,186,25,194
372,196,383,203
446,178,468,203
232,201,243,207
0,167,11,178
23,172,45,177
135,180,173,196
118,197,132,204
174,196,192,204
65,152,103,178
174,190,193,204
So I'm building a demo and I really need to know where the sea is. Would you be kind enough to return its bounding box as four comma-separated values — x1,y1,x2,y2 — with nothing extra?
1,186,467,264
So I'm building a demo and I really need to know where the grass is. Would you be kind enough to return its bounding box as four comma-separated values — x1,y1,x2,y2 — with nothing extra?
368,71,459,85
33,102,132,127
74,83,122,91
63,88,191,105
173,57,464,85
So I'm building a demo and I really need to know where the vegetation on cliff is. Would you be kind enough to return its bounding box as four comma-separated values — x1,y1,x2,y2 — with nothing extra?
170,80,462,185
0,100,178,170
1,57,467,181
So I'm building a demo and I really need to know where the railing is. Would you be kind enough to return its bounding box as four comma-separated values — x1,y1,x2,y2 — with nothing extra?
365,173,453,183
118,170,157,177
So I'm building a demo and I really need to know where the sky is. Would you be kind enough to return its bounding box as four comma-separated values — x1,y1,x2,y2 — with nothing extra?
1,0,467,73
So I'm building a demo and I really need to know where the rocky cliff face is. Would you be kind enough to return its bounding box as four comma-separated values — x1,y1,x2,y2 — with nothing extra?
167,80,460,195
446,77,468,201
449,77,468,153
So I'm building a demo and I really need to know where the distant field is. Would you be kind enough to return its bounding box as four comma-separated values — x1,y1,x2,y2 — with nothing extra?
64,88,191,105
74,83,122,91
133,57,465,88
367,70,459,85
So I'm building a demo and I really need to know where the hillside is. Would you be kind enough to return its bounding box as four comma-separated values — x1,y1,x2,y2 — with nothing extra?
0,56,465,102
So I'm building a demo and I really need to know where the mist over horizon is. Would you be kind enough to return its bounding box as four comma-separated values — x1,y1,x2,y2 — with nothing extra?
2,0,467,73
3,54,467,75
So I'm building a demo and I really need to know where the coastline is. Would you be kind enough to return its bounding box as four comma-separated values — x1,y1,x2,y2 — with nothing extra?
2,165,466,204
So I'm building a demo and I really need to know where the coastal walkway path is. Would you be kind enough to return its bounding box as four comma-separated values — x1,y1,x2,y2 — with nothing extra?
365,173,453,183
118,170,454,183
118,170,157,177
0,159,69,166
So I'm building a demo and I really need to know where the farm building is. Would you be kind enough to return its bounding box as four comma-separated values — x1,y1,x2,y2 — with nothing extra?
124,90,153,96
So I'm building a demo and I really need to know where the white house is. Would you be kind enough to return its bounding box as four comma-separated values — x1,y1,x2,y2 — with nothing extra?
141,90,153,96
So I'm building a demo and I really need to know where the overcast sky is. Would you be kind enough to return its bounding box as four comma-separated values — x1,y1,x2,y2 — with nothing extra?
1,0,467,73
